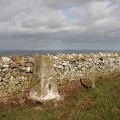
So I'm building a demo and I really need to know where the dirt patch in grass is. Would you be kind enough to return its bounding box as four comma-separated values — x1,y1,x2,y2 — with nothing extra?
75,96,96,110
0,78,114,109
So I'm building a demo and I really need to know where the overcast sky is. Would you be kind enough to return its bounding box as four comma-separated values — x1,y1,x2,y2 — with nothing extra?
0,0,120,50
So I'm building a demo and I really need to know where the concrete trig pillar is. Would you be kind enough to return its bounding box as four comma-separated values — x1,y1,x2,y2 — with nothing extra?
29,55,61,101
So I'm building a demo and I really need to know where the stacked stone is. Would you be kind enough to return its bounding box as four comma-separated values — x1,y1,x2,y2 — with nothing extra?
53,53,120,86
0,52,119,98
0,56,34,97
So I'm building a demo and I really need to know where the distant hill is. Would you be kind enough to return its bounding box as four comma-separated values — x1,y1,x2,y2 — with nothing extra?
0,49,119,56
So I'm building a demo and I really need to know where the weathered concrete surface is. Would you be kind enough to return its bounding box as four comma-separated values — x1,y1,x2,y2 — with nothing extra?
30,55,61,101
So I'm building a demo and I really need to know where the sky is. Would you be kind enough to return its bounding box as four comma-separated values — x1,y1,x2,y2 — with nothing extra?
0,0,120,50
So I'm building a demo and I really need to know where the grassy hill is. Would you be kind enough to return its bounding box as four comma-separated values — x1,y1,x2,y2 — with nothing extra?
0,79,120,120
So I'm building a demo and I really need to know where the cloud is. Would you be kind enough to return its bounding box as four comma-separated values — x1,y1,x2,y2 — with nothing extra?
0,0,120,50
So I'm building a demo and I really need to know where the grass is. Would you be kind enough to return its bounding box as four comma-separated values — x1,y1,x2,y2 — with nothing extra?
0,79,120,120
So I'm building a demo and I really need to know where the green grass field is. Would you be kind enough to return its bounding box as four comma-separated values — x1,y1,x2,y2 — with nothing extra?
0,79,120,120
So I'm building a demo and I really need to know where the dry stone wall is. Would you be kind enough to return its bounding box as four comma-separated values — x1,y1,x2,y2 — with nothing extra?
0,56,34,97
53,53,120,86
0,52,120,98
